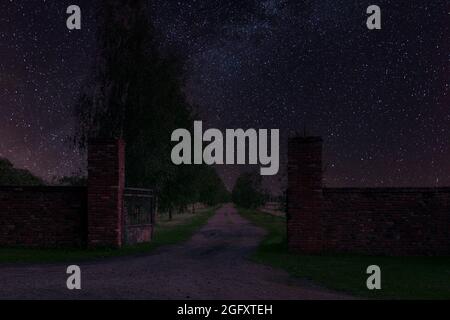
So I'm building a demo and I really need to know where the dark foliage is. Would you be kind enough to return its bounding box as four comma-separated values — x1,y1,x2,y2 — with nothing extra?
75,0,227,210
0,158,44,186
232,171,264,209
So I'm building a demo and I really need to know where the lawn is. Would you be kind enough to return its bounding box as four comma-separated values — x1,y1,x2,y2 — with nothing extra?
0,207,216,264
238,208,450,300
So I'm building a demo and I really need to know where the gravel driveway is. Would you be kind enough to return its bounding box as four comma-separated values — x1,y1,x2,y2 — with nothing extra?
0,204,352,300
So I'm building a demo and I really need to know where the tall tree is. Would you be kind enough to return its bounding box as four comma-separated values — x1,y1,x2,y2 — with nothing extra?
77,1,186,183
77,0,158,138
75,0,225,211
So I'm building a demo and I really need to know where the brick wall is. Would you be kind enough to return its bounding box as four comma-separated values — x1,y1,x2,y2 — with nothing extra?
0,139,126,249
287,137,324,254
0,186,87,248
323,188,450,255
287,137,450,256
87,139,125,248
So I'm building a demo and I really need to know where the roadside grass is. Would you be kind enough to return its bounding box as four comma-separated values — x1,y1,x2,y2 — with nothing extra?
238,208,450,300
0,207,217,264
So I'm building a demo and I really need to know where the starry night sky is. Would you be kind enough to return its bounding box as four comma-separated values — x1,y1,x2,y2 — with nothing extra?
0,1,449,191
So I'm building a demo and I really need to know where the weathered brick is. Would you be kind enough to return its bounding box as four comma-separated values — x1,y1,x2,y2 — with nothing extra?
0,139,126,249
287,136,450,256
0,186,87,248
87,140,125,248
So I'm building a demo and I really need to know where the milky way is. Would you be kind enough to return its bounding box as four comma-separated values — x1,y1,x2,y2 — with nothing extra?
0,1,448,191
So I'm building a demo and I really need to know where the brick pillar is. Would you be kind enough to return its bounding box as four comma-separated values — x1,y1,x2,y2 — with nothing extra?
287,136,324,253
87,139,125,248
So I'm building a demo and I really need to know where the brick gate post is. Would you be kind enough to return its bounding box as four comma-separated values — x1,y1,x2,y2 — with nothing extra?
87,139,125,248
287,136,324,253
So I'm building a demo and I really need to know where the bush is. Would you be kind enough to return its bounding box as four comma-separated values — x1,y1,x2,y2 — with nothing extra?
0,158,44,186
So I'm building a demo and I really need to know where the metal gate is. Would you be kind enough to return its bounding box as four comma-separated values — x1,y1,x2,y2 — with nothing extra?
123,188,156,245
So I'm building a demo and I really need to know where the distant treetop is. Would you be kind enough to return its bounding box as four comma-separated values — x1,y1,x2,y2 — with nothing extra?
0,157,44,186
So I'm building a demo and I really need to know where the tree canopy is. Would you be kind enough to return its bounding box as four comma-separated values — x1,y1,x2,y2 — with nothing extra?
75,0,228,211
0,158,44,186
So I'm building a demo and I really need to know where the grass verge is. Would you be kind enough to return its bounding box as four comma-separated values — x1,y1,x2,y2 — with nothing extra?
0,207,216,264
238,208,450,300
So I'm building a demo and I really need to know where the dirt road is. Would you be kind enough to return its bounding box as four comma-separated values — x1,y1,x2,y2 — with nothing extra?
0,204,352,299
